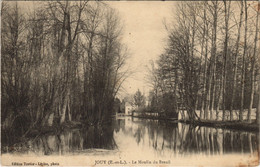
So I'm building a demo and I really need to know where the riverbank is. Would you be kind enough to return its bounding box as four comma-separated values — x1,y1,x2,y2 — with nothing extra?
131,115,178,122
131,115,259,132
180,119,259,132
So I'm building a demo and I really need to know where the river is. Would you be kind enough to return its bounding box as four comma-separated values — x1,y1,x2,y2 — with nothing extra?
1,117,259,166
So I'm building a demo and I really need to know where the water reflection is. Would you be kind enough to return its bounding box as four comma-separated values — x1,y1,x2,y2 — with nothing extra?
4,125,117,155
3,117,258,157
114,117,258,157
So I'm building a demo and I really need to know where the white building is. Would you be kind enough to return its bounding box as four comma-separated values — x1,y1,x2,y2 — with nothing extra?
125,102,136,115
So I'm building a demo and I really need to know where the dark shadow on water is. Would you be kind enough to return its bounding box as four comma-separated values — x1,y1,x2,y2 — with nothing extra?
2,124,117,155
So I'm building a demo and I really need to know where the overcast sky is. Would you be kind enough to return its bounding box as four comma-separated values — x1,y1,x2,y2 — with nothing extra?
108,1,176,98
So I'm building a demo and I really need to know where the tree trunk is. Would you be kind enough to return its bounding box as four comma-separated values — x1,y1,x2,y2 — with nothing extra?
175,66,179,114
257,79,260,124
230,0,243,121
203,34,209,119
205,64,212,120
248,4,259,122
210,1,218,120
216,74,223,120
201,2,209,119
240,0,248,121
222,0,230,121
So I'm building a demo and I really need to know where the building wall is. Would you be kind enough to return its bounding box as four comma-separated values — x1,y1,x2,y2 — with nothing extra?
125,106,132,115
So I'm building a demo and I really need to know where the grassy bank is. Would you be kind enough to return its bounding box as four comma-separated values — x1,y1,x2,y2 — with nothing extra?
179,119,259,132
131,114,259,132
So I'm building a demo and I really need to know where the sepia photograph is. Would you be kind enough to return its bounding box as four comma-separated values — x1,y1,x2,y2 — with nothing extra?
1,0,259,166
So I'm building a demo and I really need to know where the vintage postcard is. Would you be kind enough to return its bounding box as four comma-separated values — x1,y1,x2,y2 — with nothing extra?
1,0,259,166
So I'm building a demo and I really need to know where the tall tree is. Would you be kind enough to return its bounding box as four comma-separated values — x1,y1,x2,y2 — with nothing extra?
240,0,248,121
230,1,244,121
134,89,145,108
247,2,259,122
222,0,231,121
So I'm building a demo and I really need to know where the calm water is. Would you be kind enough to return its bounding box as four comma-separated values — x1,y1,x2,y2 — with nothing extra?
3,117,259,158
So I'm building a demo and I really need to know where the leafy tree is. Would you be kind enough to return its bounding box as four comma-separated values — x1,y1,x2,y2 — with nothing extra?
134,89,145,108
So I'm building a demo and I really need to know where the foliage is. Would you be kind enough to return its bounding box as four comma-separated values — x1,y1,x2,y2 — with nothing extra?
148,1,259,122
1,1,129,135
133,89,145,108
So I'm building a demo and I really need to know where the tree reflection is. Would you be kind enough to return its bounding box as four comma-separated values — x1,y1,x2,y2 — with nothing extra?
125,118,259,156
3,118,258,157
4,124,117,155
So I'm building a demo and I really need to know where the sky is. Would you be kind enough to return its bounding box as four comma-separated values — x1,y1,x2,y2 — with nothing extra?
108,1,177,98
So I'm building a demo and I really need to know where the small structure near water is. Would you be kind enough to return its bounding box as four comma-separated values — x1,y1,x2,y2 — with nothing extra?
125,102,136,115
